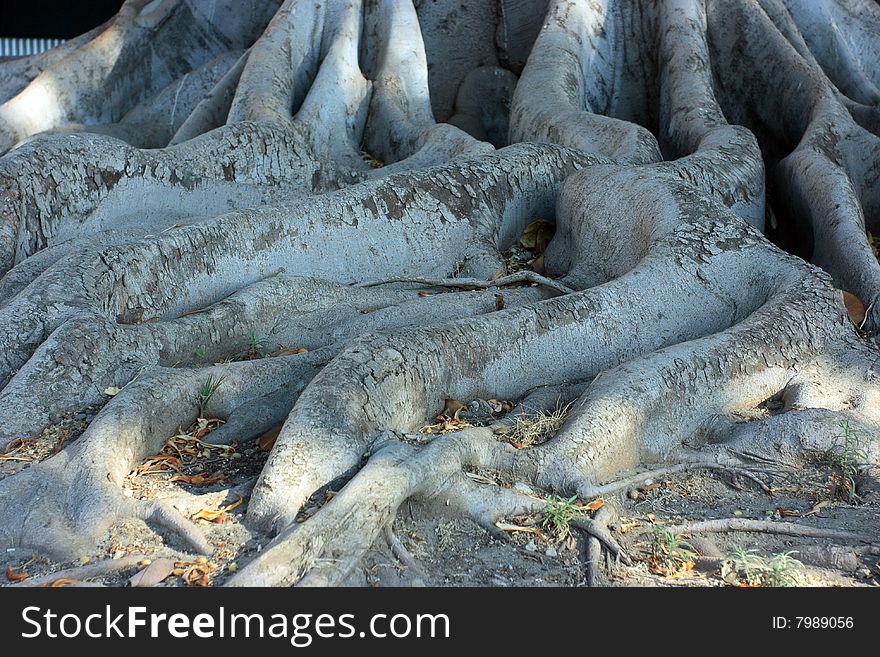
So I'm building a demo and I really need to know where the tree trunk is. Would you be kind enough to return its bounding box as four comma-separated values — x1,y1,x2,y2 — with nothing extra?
0,0,878,586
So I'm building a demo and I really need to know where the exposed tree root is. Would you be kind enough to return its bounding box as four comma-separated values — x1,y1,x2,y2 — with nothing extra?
0,0,878,587
580,462,776,499
383,526,425,577
664,518,878,545
585,505,614,587
359,271,576,295
11,554,152,588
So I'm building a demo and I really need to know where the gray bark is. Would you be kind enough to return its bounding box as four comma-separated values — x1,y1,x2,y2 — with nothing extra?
0,0,878,586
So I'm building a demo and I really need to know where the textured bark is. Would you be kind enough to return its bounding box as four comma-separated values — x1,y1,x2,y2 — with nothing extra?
0,0,878,586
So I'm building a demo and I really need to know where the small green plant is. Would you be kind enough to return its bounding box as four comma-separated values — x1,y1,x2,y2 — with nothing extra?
508,401,573,448
198,375,224,417
540,494,582,539
235,333,269,361
194,347,206,359
649,527,698,576
726,548,803,587
824,420,867,503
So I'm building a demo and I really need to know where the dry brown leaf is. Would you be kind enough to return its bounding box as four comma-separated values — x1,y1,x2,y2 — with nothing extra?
5,566,29,582
257,424,283,452
842,290,866,326
169,472,225,486
128,558,177,587
271,346,309,357
519,220,555,253
582,498,605,511
191,497,243,523
530,254,546,274
46,578,83,587
443,399,465,419
495,522,543,535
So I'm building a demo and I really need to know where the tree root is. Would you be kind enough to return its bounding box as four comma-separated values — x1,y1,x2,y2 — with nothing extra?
11,554,153,588
585,505,615,587
383,526,425,577
0,0,879,588
664,518,878,545
580,462,775,499
359,271,576,295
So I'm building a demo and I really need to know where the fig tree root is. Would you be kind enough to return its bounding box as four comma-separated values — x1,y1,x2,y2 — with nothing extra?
0,0,879,586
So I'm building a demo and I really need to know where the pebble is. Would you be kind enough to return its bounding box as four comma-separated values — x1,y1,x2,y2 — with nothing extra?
524,539,537,552
544,546,558,558
513,482,534,495
627,489,640,500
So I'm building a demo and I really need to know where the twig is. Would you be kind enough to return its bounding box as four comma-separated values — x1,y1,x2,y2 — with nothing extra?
12,555,149,587
664,518,877,544
359,271,576,295
384,526,425,575
580,462,774,498
586,506,614,586
571,516,631,566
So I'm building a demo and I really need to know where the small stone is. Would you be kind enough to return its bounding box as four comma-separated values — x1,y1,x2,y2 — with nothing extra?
733,509,743,517
79,556,91,565
627,489,641,500
524,539,537,552
513,482,534,495
857,567,873,579
544,546,558,558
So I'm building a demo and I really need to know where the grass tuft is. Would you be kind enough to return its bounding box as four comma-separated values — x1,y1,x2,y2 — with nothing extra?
507,401,573,448
726,548,804,587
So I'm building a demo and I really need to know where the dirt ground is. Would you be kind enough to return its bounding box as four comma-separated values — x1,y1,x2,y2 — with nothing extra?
2,399,879,588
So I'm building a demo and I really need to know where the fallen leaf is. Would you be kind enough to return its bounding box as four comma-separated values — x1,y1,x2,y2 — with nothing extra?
191,497,243,523
5,566,29,582
128,558,177,587
169,472,226,486
443,399,465,420
465,472,498,486
271,346,309,357
531,254,546,274
842,290,866,327
582,498,605,511
519,220,555,253
46,579,82,587
257,424,283,451
494,294,505,311
776,507,801,518
495,522,543,535
104,386,121,396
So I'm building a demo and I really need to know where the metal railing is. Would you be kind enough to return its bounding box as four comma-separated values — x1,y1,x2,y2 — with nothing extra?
0,37,65,57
